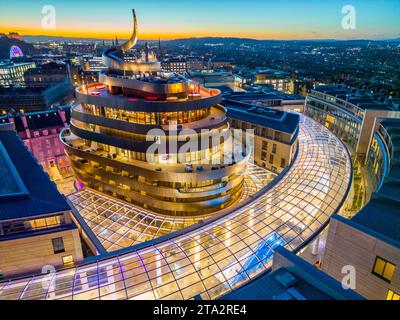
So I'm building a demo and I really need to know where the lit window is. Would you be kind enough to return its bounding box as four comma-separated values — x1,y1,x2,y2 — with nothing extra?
62,255,74,267
52,237,65,254
372,256,396,282
386,290,400,300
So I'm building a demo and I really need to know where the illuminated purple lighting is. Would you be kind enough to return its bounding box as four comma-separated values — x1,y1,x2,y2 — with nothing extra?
10,45,23,58
73,179,85,192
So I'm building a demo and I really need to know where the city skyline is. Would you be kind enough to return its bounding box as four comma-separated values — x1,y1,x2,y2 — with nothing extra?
1,0,399,40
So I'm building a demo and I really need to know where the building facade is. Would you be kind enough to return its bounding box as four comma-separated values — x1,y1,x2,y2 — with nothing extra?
321,115,400,300
0,62,36,87
186,56,205,71
225,99,299,174
305,86,400,161
161,57,187,74
0,107,72,179
24,61,70,88
70,64,100,86
255,69,291,93
209,59,233,70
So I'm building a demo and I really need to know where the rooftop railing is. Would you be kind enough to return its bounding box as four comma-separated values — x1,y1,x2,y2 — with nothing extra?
309,90,365,120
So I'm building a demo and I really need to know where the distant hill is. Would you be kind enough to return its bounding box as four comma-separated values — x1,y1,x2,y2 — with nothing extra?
21,35,400,46
163,37,400,46
22,35,156,45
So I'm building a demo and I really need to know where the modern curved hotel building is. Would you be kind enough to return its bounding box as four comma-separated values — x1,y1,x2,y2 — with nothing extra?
0,9,399,301
61,10,248,217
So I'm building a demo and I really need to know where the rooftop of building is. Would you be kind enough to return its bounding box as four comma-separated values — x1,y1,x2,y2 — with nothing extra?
313,85,397,111
186,55,204,60
0,81,71,95
381,117,400,131
210,58,232,63
255,68,290,76
351,195,400,244
24,61,68,74
188,70,233,77
223,99,300,134
225,91,305,102
0,61,35,69
161,57,186,63
220,246,365,300
217,86,235,94
0,106,70,132
104,69,187,85
0,127,70,221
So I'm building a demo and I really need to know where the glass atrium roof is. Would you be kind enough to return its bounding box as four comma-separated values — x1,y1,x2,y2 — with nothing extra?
67,163,275,252
0,115,352,300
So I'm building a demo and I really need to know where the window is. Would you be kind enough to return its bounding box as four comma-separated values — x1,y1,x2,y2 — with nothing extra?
62,255,74,267
372,256,396,282
386,290,400,300
269,154,274,164
261,151,267,161
386,290,400,301
272,144,277,154
262,128,267,137
262,140,268,150
280,158,286,168
52,237,65,254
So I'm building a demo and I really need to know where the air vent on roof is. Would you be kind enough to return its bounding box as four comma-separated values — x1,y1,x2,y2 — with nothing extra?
263,109,277,116
275,271,297,288
255,108,277,116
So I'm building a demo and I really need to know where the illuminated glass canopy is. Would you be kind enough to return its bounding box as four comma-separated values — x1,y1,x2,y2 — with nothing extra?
0,115,352,300
67,163,275,252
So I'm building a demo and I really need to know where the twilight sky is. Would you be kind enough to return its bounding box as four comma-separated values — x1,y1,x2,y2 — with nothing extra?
0,0,399,40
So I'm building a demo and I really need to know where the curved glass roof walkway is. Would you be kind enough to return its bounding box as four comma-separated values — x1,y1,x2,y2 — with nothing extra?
66,162,275,252
0,115,352,300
